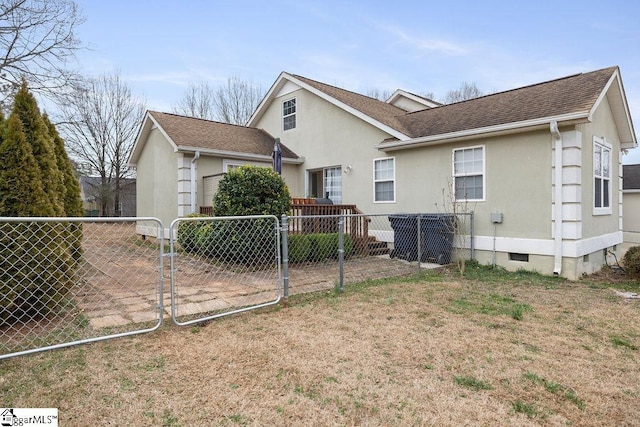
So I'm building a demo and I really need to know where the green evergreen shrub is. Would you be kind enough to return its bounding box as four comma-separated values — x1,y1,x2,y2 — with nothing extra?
204,166,290,265
0,91,75,324
213,165,290,217
12,81,64,216
307,233,354,262
287,234,312,263
623,246,640,279
177,213,207,253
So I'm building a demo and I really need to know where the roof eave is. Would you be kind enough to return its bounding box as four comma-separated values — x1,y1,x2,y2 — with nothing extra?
375,112,590,152
176,145,305,164
128,111,180,166
589,69,638,148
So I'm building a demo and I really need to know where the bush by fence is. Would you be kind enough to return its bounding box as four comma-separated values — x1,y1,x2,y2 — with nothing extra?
288,232,354,263
623,246,640,279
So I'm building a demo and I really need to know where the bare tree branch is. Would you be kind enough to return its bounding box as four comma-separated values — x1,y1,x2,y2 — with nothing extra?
56,71,146,216
441,81,484,104
172,81,216,120
0,0,84,102
172,76,264,125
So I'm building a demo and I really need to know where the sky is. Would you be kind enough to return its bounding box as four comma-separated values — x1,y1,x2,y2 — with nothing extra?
72,0,640,164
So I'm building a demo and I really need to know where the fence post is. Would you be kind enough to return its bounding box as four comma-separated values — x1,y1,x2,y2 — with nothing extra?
470,211,475,260
281,215,289,302
338,215,344,292
416,214,422,272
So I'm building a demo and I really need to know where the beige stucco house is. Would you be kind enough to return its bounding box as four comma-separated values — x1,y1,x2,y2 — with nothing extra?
130,66,637,280
129,112,303,236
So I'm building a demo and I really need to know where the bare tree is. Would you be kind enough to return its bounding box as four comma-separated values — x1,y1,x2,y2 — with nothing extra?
172,77,263,125
57,71,146,216
441,81,483,104
365,88,394,101
172,81,216,120
213,76,263,125
0,0,84,101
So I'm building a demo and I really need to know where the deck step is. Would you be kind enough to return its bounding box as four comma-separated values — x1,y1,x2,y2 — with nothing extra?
367,239,390,256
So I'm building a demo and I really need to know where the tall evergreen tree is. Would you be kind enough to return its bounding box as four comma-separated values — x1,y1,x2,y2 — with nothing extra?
0,113,51,216
12,80,64,216
43,113,83,217
0,112,72,324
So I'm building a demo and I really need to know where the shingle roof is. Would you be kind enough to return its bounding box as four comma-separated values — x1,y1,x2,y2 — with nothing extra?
290,75,414,135
393,67,618,139
149,111,299,159
291,67,621,144
623,164,640,190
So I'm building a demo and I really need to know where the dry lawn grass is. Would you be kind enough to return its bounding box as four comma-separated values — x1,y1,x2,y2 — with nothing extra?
1,264,639,426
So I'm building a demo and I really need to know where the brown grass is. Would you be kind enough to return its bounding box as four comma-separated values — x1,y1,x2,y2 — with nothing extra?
1,266,639,426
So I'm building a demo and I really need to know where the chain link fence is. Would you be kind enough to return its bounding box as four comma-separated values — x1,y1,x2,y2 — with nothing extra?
170,215,281,326
1,211,473,359
282,212,474,295
0,218,164,360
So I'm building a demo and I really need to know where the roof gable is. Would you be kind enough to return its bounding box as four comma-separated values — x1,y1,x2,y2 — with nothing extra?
129,111,300,165
248,72,412,140
387,90,441,112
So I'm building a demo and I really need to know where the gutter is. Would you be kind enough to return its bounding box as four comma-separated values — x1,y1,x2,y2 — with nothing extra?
190,151,200,214
551,121,563,275
375,112,589,152
178,146,305,164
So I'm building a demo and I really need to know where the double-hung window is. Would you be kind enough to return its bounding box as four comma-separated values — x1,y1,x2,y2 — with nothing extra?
283,98,296,131
453,146,484,201
593,137,612,214
374,158,395,202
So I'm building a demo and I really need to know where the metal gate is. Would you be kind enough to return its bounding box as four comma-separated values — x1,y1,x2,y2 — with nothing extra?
0,217,164,360
169,215,282,326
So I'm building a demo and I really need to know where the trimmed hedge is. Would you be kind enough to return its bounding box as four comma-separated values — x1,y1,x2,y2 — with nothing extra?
623,246,640,279
195,218,277,266
177,213,207,253
286,233,353,263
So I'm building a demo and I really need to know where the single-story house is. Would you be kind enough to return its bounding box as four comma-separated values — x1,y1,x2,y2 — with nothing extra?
129,66,637,280
622,164,640,246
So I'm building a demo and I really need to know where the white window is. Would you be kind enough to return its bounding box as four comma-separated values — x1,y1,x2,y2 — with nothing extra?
374,157,395,202
283,98,296,131
593,137,612,214
453,146,484,201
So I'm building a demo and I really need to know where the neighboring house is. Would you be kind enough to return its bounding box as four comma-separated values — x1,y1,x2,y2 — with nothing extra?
128,112,303,236
79,176,137,217
622,164,640,246
130,66,637,280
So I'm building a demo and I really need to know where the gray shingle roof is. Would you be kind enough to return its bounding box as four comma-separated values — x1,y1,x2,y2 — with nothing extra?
149,111,299,159
292,67,620,143
623,164,640,190
393,67,618,139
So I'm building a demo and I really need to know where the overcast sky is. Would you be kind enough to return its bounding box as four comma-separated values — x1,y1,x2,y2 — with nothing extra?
73,0,640,164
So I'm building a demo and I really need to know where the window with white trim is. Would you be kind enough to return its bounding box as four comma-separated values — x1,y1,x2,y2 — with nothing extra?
283,98,296,131
453,146,484,201
593,137,612,214
374,158,395,202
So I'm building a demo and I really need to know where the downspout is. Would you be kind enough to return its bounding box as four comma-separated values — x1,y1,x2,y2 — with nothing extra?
551,121,563,275
190,151,200,214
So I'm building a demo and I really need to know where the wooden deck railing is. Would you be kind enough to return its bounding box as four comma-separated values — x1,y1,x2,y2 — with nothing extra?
289,199,370,254
200,198,371,254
